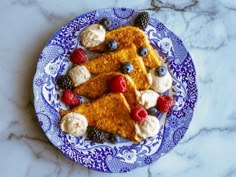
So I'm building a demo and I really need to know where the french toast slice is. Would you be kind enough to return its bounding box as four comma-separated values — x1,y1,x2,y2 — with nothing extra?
74,72,138,110
83,45,150,90
88,26,162,68
60,93,141,142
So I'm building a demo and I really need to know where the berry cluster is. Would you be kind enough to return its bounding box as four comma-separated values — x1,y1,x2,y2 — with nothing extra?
57,48,87,106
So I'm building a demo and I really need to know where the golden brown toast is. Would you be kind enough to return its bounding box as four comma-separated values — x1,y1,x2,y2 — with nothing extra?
60,93,141,142
88,26,162,68
84,45,150,90
74,72,138,110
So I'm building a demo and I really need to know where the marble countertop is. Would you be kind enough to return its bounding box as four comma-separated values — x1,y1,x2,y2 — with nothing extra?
1,0,236,176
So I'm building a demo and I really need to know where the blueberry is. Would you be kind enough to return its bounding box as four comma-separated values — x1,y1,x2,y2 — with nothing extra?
120,62,134,74
99,18,112,30
106,39,118,51
107,133,118,143
155,66,167,77
138,46,148,56
147,107,158,116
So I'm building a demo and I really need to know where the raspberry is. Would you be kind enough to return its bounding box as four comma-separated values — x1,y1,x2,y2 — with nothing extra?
61,90,80,106
109,75,127,93
134,12,150,30
86,126,106,143
57,75,72,90
70,48,87,64
131,106,148,122
156,96,173,112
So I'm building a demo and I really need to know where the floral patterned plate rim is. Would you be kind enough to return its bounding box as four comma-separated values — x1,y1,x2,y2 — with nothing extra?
33,8,198,173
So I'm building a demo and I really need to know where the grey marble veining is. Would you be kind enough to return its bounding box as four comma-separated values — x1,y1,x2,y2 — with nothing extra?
0,0,236,176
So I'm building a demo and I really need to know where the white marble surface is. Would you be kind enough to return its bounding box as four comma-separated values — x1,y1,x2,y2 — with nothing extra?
0,0,236,176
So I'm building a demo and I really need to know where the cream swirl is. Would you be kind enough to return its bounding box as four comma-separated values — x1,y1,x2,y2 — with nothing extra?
135,115,160,139
148,68,173,93
135,90,159,109
80,24,106,48
60,112,88,136
68,65,91,87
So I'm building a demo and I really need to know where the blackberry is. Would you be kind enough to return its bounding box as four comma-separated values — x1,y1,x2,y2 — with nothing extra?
87,127,106,143
107,133,118,143
57,75,72,90
134,12,150,30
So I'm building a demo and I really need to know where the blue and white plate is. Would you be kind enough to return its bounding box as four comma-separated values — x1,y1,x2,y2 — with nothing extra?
33,8,198,173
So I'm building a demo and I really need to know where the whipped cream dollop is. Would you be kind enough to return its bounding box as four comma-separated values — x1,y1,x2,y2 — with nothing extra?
135,115,160,139
136,90,159,109
148,68,173,93
68,65,91,87
80,24,106,48
60,112,88,136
